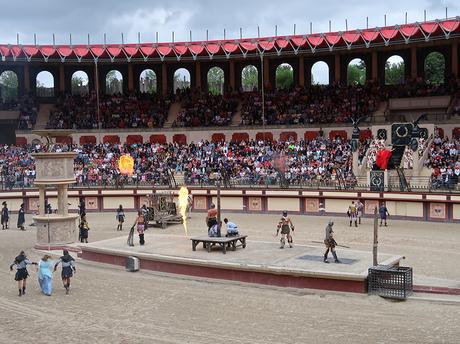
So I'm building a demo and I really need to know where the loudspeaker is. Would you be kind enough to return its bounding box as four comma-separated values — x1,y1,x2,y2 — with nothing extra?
126,256,139,272
370,171,384,192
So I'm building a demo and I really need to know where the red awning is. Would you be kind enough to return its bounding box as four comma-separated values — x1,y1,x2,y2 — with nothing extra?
40,46,56,57
223,42,239,53
205,43,220,54
23,46,39,57
173,45,188,55
107,46,122,58
276,38,289,49
306,35,324,47
140,46,156,57
291,37,307,47
258,40,274,51
380,26,399,40
189,44,204,55
57,47,73,57
156,46,172,56
399,24,419,38
324,33,341,46
420,22,439,34
239,41,257,52
440,20,460,33
74,47,89,58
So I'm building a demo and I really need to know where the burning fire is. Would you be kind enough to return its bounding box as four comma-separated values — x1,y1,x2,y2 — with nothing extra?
118,154,134,176
178,186,189,236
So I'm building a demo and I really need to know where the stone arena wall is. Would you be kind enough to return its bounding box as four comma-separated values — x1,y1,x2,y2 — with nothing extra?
1,188,459,223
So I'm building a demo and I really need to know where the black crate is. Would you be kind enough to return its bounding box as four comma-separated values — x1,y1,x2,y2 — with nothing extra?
368,265,413,300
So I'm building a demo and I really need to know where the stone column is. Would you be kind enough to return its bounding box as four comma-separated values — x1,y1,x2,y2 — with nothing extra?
127,64,134,91
195,62,201,90
298,56,305,86
162,64,168,95
24,64,30,92
59,64,65,92
263,58,269,88
334,55,341,83
411,46,418,79
352,151,359,177
452,42,458,77
371,51,378,81
38,185,45,216
57,184,68,216
229,60,235,90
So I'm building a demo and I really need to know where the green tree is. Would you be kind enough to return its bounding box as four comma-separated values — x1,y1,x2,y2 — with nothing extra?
425,52,445,85
241,65,258,91
347,60,366,85
173,69,190,92
385,61,405,85
276,64,293,89
71,74,89,95
0,71,19,101
207,67,224,95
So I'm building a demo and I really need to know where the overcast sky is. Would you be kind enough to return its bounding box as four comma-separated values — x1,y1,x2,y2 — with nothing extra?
0,0,458,45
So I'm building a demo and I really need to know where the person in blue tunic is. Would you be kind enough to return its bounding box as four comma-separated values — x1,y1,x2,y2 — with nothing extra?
17,203,25,230
9,251,37,296
54,250,76,295
1,201,9,230
379,203,390,227
38,254,54,296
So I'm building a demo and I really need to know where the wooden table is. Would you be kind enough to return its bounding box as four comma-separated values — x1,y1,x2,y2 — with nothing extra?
190,235,247,254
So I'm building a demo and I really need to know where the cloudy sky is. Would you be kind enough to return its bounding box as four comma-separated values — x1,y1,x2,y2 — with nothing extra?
0,0,458,45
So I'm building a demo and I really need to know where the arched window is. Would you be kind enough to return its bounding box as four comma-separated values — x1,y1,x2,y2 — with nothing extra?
71,70,89,95
311,61,329,85
241,65,258,92
347,58,366,85
276,63,293,89
139,69,157,93
105,70,123,94
385,55,405,85
36,71,54,97
207,67,225,95
0,70,19,101
173,68,191,93
424,52,445,85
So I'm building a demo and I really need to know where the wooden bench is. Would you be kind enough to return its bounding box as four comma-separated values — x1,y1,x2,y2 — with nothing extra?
190,235,247,254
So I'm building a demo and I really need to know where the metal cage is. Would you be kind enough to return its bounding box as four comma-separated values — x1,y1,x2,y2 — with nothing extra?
368,265,413,300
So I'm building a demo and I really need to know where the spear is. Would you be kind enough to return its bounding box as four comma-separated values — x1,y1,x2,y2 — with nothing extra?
311,241,350,249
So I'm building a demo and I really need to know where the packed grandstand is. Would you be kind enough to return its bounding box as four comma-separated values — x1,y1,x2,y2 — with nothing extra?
0,16,459,193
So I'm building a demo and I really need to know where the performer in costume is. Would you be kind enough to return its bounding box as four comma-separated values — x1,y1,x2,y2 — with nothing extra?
9,250,37,296
38,254,54,296
79,214,90,243
323,221,341,263
17,203,25,230
54,250,76,295
276,211,295,249
134,211,145,245
116,205,125,231
347,201,358,227
356,200,364,225
206,203,218,232
1,201,9,229
78,198,86,216
379,203,390,227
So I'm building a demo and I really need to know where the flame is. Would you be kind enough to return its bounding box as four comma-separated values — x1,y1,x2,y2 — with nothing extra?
178,186,189,236
118,154,134,176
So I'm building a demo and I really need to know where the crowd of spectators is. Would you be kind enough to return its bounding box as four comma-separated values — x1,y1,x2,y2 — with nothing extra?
17,95,39,130
46,92,170,130
425,135,460,188
173,89,239,127
382,76,459,99
240,83,380,126
0,137,355,189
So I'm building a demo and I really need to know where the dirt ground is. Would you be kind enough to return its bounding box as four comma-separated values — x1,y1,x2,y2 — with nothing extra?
0,211,459,344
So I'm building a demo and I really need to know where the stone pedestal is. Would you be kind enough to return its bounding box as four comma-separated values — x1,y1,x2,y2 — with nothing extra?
32,152,78,246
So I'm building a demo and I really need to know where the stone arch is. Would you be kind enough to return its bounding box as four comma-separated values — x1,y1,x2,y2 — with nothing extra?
385,55,405,85
241,65,259,92
347,58,366,85
276,63,294,89
36,71,55,97
139,69,157,93
71,70,89,95
173,68,191,94
424,51,445,84
0,70,19,101
105,70,123,94
311,61,329,85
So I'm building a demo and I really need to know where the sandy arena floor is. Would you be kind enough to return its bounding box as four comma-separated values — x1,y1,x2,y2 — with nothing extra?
0,211,459,344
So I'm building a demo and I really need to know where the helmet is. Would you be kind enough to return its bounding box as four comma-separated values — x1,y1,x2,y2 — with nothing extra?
282,211,288,217
328,220,334,226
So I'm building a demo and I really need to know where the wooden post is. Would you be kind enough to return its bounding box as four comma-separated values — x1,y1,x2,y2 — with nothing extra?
217,180,221,224
373,207,378,266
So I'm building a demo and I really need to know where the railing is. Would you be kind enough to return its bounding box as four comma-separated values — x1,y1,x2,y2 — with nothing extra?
2,176,459,193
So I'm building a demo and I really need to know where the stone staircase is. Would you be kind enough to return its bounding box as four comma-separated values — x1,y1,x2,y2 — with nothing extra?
372,101,387,124
230,100,242,126
163,101,182,128
35,103,55,129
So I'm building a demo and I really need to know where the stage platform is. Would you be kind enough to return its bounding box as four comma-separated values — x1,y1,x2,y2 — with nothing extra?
79,234,403,293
